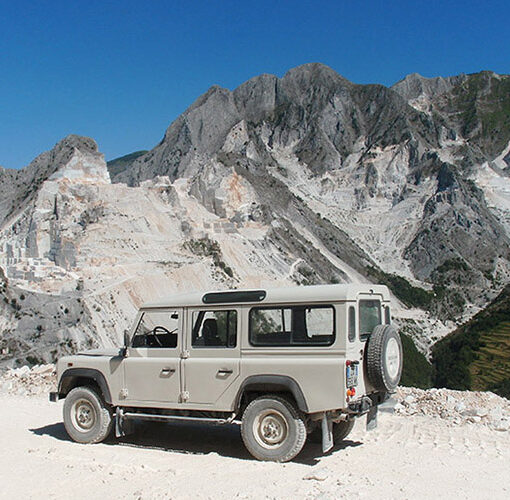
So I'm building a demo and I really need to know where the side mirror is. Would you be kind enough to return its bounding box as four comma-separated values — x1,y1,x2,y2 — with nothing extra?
121,330,130,357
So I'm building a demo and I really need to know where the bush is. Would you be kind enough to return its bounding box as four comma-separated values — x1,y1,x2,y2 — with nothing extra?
366,266,433,309
489,378,510,400
184,238,235,278
400,334,433,389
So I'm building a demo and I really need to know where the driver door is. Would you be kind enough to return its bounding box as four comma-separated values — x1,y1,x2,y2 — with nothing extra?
122,308,182,405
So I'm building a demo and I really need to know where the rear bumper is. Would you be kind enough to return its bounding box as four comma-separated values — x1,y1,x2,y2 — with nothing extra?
49,392,59,403
348,392,389,415
348,395,372,415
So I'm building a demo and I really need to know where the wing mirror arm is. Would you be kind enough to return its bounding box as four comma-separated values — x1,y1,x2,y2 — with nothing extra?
121,330,130,357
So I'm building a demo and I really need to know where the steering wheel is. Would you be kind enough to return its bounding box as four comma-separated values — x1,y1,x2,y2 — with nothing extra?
147,326,171,347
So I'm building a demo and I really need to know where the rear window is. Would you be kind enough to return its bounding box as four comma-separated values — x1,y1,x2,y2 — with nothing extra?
359,300,381,340
249,305,335,346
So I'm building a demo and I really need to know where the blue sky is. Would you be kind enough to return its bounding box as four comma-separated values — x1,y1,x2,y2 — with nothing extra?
1,0,509,169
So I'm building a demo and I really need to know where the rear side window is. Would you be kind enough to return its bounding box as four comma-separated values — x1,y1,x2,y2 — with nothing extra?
384,305,391,325
348,306,356,342
192,310,237,348
359,300,381,340
249,305,335,346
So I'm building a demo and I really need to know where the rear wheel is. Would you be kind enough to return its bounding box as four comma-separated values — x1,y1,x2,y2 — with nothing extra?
63,386,113,444
241,395,307,462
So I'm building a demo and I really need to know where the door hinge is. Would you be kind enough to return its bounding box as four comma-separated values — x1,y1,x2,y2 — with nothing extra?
119,388,128,399
180,350,190,359
180,391,190,402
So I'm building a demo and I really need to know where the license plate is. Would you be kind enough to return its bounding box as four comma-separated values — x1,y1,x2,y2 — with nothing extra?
346,364,358,387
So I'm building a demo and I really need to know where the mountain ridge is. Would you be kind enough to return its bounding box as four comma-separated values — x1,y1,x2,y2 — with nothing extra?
1,63,510,369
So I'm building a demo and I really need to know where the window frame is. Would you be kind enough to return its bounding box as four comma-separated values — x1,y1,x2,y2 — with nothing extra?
248,304,336,347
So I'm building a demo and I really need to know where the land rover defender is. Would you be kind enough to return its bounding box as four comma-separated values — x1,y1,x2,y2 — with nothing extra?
50,284,403,462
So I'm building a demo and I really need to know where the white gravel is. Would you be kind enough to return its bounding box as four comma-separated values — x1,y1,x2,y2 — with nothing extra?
1,367,510,498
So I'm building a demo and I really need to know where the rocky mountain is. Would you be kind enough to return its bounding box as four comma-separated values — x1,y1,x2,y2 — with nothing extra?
1,63,510,369
106,150,148,179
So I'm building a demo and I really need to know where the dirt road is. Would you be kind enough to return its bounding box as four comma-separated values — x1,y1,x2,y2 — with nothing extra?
1,394,509,499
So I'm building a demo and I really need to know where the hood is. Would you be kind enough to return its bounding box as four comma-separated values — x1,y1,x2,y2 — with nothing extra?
76,348,123,357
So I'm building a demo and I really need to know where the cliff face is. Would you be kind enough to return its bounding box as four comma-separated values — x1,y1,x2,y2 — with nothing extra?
110,64,510,315
1,63,510,365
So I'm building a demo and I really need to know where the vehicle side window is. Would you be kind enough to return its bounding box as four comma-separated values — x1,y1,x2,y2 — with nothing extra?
192,310,237,348
348,306,356,342
384,305,391,325
131,311,179,348
249,305,335,346
359,300,381,340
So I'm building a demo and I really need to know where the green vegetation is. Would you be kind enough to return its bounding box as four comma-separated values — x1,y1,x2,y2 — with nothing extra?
489,378,510,400
432,285,510,398
434,258,469,275
183,237,234,278
470,321,510,391
366,266,433,309
400,334,433,389
449,72,510,155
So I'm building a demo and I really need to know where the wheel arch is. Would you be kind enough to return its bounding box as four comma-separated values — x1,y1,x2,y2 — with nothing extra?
58,368,112,405
234,375,309,413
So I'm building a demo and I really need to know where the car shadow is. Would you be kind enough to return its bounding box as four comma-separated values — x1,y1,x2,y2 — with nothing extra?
30,420,363,464
30,422,73,442
296,439,363,465
114,420,253,460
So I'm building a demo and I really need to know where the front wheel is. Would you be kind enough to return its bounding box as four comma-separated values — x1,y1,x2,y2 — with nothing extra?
63,386,113,444
241,395,307,462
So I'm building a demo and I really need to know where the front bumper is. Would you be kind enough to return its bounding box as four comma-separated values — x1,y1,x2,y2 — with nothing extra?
49,392,59,403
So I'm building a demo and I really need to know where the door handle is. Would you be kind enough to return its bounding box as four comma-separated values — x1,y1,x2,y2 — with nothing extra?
160,368,175,375
217,369,233,375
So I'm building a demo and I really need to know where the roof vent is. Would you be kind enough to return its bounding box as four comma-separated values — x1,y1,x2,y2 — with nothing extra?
202,290,267,304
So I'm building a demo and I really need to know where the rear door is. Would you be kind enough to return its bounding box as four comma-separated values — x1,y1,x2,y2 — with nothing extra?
182,307,240,407
123,308,182,404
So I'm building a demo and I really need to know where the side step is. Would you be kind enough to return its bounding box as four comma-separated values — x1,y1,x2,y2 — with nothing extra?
122,411,237,425
115,408,236,437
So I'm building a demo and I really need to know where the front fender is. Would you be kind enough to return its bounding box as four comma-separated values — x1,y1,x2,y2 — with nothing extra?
58,368,112,404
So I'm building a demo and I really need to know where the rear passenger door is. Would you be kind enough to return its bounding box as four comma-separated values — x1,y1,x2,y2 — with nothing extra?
183,308,240,408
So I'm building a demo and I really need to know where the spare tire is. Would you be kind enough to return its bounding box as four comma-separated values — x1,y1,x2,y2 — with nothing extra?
366,325,403,392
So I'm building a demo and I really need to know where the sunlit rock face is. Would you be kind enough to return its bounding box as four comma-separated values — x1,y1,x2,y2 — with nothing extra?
1,64,510,365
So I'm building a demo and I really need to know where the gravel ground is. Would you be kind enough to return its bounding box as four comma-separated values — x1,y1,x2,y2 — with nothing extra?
1,366,510,499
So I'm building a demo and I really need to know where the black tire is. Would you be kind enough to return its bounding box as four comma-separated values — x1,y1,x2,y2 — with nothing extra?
309,419,355,444
63,386,113,444
366,324,403,392
241,395,307,462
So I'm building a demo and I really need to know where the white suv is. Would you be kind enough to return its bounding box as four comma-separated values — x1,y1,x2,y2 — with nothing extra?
51,284,403,462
